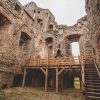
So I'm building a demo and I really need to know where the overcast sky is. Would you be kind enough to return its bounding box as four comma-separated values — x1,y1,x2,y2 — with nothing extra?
19,0,86,26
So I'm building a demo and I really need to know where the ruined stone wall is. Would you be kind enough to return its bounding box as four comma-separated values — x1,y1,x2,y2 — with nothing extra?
0,0,36,86
86,0,100,62
55,16,91,57
0,0,98,87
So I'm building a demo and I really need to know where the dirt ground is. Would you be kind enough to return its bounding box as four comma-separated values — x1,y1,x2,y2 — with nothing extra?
0,87,84,100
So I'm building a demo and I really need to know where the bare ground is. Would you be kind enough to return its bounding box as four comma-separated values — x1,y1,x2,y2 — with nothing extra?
0,87,84,100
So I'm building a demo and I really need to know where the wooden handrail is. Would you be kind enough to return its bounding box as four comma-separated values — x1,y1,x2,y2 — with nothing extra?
24,56,81,67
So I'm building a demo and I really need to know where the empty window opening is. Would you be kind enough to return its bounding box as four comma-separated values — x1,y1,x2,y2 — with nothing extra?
19,32,31,46
37,11,40,13
37,19,42,23
55,49,63,58
15,4,21,13
41,23,43,26
71,42,80,56
0,15,5,27
58,44,61,48
45,37,53,58
49,17,51,20
45,37,53,44
33,10,36,19
96,0,100,13
48,24,53,30
93,48,96,55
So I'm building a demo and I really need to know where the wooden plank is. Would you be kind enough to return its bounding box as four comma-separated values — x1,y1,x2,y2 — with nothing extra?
58,68,65,76
40,68,46,75
22,68,26,87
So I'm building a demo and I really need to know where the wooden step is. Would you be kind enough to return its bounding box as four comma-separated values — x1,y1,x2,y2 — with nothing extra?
86,88,100,92
85,77,99,79
86,85,100,88
87,95,100,99
86,80,100,82
85,82,100,85
85,74,99,77
86,92,100,98
85,73,98,75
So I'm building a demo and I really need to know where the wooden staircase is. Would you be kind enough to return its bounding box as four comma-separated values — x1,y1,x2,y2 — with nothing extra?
84,64,100,100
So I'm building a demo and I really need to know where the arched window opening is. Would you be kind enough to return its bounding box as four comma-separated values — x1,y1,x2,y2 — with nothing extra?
45,37,53,58
19,32,31,46
45,37,53,44
48,24,53,30
0,13,10,27
15,4,21,13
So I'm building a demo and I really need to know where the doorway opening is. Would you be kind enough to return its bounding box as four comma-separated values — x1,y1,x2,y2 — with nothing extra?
71,42,80,56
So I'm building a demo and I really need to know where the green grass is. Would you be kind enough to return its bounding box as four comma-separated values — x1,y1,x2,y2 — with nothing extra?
74,77,80,89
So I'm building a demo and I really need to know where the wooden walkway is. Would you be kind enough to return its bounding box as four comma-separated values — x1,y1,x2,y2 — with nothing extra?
22,56,82,92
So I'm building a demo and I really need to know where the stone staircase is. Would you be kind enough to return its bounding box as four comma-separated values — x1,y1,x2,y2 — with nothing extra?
84,64,100,100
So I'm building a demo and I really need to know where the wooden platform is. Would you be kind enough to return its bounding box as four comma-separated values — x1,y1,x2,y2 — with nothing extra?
24,56,81,68
22,56,82,92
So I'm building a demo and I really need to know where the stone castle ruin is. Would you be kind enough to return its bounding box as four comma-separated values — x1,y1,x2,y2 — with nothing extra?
0,0,100,99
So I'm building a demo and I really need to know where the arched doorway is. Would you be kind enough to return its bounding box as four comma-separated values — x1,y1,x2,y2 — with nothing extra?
45,37,53,58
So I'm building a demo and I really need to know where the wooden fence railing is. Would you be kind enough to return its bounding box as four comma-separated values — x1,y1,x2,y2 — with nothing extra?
25,56,81,67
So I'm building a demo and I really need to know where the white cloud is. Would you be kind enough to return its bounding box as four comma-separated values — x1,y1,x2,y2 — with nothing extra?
19,0,86,26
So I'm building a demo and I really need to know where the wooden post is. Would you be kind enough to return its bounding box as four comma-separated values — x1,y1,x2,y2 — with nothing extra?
22,68,26,87
61,72,63,89
45,68,48,91
56,68,58,93
32,72,35,86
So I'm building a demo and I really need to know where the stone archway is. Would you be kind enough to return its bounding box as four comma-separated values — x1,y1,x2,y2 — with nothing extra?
45,37,53,58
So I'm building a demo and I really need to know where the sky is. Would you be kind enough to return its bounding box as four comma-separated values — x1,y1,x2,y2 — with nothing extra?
19,0,86,26
71,42,80,56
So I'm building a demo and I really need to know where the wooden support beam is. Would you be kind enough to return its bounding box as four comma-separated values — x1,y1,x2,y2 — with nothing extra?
45,68,48,91
40,68,46,75
58,68,65,76
22,68,26,87
61,72,64,89
56,68,58,93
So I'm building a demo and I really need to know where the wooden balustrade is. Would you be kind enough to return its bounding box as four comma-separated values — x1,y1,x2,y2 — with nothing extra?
24,56,81,68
